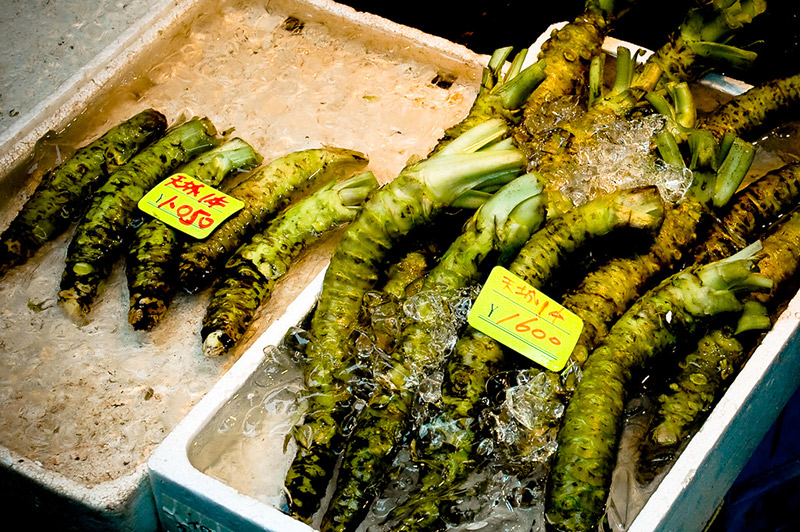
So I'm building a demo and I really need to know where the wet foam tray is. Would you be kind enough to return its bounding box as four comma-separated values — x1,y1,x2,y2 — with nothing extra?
147,23,800,532
0,0,485,530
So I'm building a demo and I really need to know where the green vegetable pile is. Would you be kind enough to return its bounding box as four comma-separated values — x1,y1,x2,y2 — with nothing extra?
2,1,799,531
271,1,800,532
0,112,377,350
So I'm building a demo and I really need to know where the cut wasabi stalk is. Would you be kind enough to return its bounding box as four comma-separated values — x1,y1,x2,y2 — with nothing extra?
126,138,262,331
380,250,430,301
431,48,547,154
201,171,379,357
0,109,167,277
58,118,219,322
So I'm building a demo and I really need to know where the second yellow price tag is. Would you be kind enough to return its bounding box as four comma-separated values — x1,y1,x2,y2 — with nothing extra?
138,173,243,239
468,266,583,372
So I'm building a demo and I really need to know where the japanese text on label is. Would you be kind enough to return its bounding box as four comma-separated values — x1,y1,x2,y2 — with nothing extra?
467,266,583,372
138,173,243,239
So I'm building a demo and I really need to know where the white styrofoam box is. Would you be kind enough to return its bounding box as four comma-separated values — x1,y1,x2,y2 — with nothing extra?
148,253,800,532
145,25,800,532
0,2,205,529
0,0,487,530
629,291,800,531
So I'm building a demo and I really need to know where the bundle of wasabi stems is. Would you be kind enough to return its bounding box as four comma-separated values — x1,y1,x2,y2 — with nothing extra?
2,0,800,531
278,1,800,531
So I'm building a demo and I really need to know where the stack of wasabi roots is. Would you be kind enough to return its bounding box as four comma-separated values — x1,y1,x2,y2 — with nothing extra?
0,111,379,356
275,1,800,532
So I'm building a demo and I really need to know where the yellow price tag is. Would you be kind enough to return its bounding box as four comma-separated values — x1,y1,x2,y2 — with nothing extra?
468,266,583,372
138,173,243,239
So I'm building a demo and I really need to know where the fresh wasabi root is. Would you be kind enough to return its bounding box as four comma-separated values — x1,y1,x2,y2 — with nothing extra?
178,146,368,293
509,185,665,290
515,0,631,154
640,207,800,482
126,138,262,331
320,173,547,532
693,162,800,264
645,0,764,88
372,185,665,531
519,0,764,179
58,118,219,322
362,250,435,356
546,244,771,532
637,327,744,481
380,328,507,532
0,109,167,277
285,119,526,522
381,251,430,300
560,134,755,380
201,171,379,357
698,71,800,141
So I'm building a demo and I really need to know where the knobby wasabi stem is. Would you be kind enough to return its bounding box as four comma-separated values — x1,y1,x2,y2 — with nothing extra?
509,185,664,289
693,162,800,264
519,0,763,179
320,173,547,532
640,208,800,482
561,134,754,383
284,120,526,522
178,147,368,293
0,109,167,277
546,244,771,532
58,118,219,322
383,327,506,532
201,171,379,357
518,0,621,122
362,250,433,355
126,138,262,331
645,0,765,87
380,251,430,301
638,327,744,481
515,0,627,159
698,72,800,141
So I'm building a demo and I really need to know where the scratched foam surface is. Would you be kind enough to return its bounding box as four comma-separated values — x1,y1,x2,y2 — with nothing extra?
0,0,164,137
